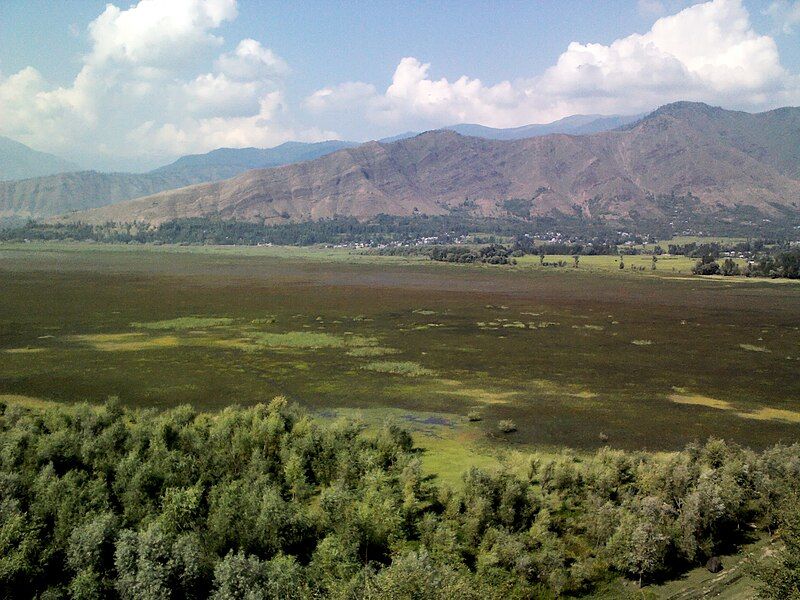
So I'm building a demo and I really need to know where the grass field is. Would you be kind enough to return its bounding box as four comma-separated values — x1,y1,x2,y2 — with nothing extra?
1,242,799,469
515,252,702,273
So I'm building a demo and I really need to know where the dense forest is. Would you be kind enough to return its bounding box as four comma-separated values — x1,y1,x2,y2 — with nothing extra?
1,398,799,599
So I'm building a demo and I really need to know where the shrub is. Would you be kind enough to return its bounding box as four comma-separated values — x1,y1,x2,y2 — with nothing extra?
361,361,436,377
720,258,741,276
692,255,721,275
466,410,483,422
498,419,517,433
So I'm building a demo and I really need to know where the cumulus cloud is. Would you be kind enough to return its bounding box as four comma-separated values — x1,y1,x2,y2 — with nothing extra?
127,94,336,157
307,0,800,133
2,0,798,168
216,39,289,80
0,0,307,170
87,0,237,68
183,73,262,118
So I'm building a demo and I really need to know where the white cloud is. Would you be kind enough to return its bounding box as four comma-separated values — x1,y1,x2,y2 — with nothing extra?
87,0,237,68
307,0,800,133
216,39,289,80
1,0,798,168
184,73,262,118
128,94,337,156
0,0,308,170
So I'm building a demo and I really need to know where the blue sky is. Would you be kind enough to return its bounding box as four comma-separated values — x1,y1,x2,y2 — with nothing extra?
1,0,799,171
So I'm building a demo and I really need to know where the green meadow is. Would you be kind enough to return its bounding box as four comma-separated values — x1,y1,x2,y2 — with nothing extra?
2,241,799,483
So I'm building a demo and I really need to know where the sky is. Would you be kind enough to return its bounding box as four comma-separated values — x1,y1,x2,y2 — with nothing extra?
1,0,799,172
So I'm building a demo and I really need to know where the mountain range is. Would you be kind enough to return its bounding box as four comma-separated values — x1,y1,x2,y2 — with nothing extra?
55,102,800,227
0,136,80,182
0,141,356,220
381,114,643,143
0,114,641,220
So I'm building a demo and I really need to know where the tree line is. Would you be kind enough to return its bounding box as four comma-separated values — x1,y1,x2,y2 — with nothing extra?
693,248,800,279
0,216,554,247
1,398,799,598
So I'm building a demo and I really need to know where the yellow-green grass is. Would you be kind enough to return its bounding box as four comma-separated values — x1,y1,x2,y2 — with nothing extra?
670,390,800,423
131,316,234,330
514,253,702,275
69,333,182,352
0,394,62,410
739,343,771,353
345,346,401,357
740,407,800,424
0,240,426,265
647,535,769,599
415,433,504,489
318,407,509,489
362,361,436,377
4,347,47,354
249,331,376,349
435,379,520,405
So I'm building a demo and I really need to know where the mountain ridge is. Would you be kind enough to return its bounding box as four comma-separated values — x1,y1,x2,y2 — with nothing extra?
0,140,358,219
0,114,645,220
0,136,80,182
377,113,642,143
55,102,800,228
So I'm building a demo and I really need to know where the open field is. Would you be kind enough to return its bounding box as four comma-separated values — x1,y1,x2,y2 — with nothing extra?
515,252,702,273
2,242,799,461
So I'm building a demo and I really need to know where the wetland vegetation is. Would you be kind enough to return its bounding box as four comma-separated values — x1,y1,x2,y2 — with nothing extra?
2,242,800,597
2,242,800,455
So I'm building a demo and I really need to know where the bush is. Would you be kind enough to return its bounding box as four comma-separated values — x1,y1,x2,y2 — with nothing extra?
692,255,721,275
720,258,741,276
498,419,517,433
467,410,483,422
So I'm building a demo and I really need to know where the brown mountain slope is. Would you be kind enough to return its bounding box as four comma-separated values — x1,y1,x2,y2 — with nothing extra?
0,141,357,220
58,102,800,225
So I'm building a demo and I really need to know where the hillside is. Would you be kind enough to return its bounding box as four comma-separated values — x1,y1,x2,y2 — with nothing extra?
59,102,800,227
0,171,220,220
0,141,357,219
0,136,79,182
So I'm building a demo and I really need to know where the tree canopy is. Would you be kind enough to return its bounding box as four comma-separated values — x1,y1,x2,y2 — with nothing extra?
1,398,799,598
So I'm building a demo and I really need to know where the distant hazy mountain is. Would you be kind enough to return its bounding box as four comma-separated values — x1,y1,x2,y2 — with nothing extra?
377,131,421,143
378,114,642,143
0,140,357,219
151,140,358,180
446,114,643,140
63,102,800,227
0,136,80,182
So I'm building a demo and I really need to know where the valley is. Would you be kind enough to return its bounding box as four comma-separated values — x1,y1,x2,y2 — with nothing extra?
3,243,799,464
